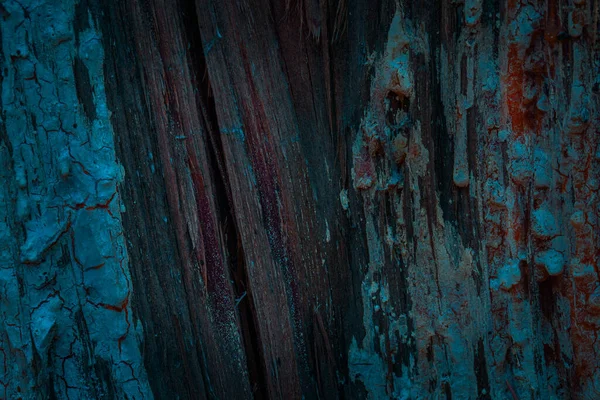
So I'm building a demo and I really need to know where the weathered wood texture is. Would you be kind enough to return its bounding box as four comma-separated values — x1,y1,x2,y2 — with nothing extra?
1,0,600,399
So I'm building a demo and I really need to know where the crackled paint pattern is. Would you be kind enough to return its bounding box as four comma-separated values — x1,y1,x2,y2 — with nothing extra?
350,2,600,399
0,0,151,397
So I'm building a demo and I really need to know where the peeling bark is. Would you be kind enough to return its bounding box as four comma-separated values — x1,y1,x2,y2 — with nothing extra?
0,0,150,398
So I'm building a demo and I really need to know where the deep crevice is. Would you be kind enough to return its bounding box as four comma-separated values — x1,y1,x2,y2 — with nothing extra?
474,338,491,400
183,1,269,398
73,56,96,122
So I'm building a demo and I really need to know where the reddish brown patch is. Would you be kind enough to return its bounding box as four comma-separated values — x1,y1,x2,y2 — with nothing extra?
85,262,105,271
101,295,129,313
353,146,376,190
85,192,117,217
504,44,525,137
544,1,561,45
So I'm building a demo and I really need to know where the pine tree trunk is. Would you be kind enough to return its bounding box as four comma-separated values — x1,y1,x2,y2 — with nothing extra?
1,0,599,399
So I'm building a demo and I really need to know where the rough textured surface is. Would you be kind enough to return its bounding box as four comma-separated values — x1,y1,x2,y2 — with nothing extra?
2,0,600,399
0,0,151,398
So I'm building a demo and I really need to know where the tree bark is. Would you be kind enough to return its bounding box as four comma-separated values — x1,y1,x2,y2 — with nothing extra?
1,0,599,399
